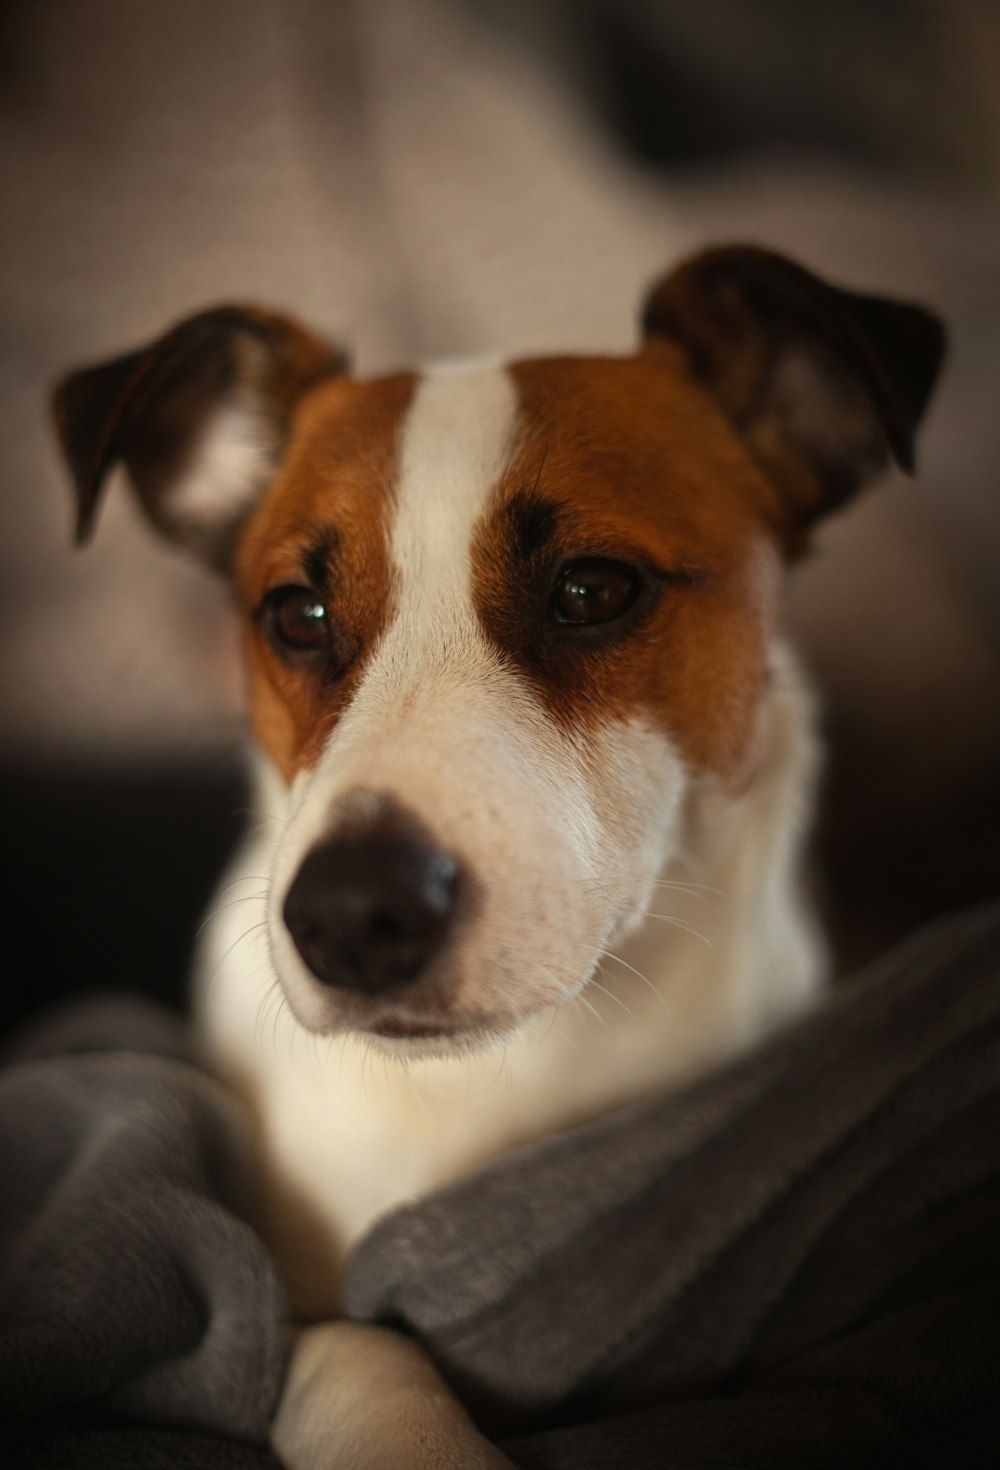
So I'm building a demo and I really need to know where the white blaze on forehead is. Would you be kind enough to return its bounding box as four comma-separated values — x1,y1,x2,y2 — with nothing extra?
273,362,528,858
390,362,519,633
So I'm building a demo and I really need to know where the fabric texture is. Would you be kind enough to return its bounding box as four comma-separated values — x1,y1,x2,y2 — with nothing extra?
2,906,1000,1466
345,903,1000,1464
0,998,287,1461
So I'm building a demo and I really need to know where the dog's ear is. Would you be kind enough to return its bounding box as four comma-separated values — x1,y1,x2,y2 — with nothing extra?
642,245,945,549
52,306,346,567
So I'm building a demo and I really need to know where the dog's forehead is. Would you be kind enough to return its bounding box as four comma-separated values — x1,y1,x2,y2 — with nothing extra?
236,352,779,782
247,347,775,563
391,360,520,601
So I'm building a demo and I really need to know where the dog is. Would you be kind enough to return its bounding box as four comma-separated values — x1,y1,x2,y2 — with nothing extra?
53,246,944,1467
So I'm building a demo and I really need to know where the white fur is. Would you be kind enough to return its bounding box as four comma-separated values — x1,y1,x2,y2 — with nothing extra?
195,365,827,1315
165,399,275,541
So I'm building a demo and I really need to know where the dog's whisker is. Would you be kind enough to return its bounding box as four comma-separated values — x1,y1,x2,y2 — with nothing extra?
641,912,714,947
576,992,608,1030
274,993,291,1063
587,973,637,1021
217,874,272,897
398,1057,434,1116
596,948,669,1011
271,993,290,1055
195,891,267,938
207,919,270,988
254,977,281,1049
242,821,282,842
360,1040,374,1109
649,878,721,905
537,1005,560,1045
480,1044,510,1094
551,1024,578,1048
537,998,580,1049
245,967,274,1047
263,989,283,1052
651,876,721,892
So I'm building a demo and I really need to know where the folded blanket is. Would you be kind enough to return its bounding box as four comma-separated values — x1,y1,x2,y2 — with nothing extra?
0,999,286,1464
3,906,1000,1467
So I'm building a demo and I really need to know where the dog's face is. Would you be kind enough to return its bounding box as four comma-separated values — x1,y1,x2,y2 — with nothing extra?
54,248,944,1051
235,352,783,1043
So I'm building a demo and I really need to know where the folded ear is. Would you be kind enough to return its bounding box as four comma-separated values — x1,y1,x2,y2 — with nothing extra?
52,305,346,566
642,245,946,548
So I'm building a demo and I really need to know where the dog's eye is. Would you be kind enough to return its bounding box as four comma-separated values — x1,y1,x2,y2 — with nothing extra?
262,586,331,656
551,560,641,626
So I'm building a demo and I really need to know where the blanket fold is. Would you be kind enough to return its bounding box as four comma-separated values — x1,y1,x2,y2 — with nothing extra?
2,906,1000,1467
344,904,1000,1451
0,998,288,1447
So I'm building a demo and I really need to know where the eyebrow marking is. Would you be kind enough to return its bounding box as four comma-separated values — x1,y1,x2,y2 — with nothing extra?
508,489,560,558
300,526,338,591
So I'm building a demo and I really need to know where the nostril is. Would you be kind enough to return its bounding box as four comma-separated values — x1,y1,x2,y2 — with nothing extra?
282,808,462,994
370,909,410,942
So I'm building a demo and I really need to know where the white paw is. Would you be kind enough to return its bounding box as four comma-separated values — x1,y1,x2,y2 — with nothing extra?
272,1321,514,1470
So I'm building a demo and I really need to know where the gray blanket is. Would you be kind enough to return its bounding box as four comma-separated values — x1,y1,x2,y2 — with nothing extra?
4,905,1000,1467
0,1000,286,1463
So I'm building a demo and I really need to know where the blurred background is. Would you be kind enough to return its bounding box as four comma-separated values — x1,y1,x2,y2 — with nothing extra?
2,0,999,1028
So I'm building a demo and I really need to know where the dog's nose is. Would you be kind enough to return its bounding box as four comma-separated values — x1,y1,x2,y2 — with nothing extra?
282,811,460,994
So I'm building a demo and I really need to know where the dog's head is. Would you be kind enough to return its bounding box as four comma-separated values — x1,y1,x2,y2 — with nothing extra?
53,248,944,1051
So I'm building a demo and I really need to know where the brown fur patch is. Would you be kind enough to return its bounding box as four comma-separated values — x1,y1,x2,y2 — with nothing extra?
642,247,945,546
472,347,784,782
54,303,346,558
233,372,416,780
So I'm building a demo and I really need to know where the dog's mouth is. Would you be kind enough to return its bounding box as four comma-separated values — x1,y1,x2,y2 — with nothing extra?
370,1018,469,1041
357,1005,531,1056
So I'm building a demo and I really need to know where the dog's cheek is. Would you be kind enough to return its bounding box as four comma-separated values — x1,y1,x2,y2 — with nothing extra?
581,717,691,942
449,760,608,1019
607,536,780,792
242,637,334,785
245,659,300,784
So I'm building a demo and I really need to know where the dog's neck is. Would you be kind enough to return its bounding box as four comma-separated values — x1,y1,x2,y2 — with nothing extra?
196,641,825,1316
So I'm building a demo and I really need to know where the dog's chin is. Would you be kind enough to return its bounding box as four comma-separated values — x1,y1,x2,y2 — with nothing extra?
303,1005,521,1061
273,968,533,1059
360,1020,516,1062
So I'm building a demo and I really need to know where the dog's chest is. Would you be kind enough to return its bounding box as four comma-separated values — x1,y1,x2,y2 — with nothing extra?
196,883,761,1317
204,974,717,1316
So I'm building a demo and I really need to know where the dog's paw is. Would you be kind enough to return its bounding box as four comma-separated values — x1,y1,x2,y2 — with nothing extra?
272,1320,514,1470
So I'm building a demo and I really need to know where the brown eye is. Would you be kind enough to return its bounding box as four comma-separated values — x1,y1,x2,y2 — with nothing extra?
551,560,641,626
263,586,331,657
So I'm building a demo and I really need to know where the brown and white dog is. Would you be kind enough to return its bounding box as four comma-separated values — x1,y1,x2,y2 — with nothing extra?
54,247,944,1467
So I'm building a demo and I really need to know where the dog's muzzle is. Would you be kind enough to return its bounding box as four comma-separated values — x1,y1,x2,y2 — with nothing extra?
282,800,461,995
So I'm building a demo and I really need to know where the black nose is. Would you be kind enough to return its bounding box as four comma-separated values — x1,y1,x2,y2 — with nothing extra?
282,808,460,994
